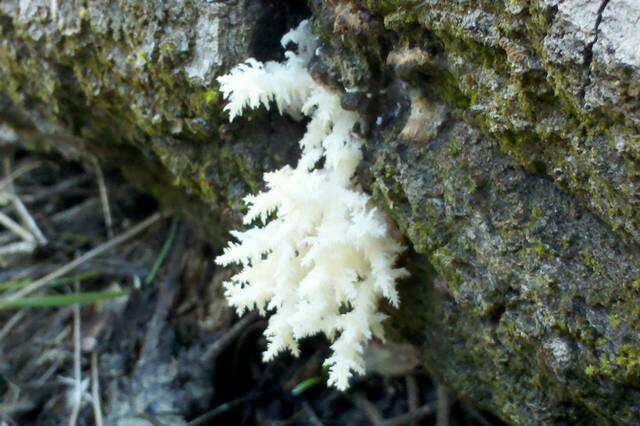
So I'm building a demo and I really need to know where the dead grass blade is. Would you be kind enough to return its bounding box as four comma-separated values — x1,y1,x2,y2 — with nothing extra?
3,212,165,301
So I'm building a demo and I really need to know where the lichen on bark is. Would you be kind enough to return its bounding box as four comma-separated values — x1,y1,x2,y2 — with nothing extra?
2,0,640,424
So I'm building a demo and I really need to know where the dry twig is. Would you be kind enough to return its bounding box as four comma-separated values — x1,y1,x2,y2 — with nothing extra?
0,311,26,343
203,312,258,363
4,212,164,300
91,351,104,426
22,174,91,204
0,240,36,258
0,161,40,194
436,382,451,426
92,159,113,238
302,401,324,426
186,394,258,426
405,375,419,426
351,393,384,425
67,290,82,426
0,211,34,243
381,402,437,426
11,195,47,245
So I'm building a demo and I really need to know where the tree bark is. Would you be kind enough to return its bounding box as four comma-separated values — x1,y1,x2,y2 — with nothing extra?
2,0,640,424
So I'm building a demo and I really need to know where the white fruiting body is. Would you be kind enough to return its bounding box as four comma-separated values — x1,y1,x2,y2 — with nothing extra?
215,20,408,390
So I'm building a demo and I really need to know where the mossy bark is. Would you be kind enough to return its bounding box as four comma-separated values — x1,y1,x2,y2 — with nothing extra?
2,0,640,424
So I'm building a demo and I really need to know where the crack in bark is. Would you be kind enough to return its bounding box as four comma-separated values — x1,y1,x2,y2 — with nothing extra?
581,0,611,103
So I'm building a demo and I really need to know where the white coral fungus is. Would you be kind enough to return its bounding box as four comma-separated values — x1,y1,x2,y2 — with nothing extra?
215,20,409,390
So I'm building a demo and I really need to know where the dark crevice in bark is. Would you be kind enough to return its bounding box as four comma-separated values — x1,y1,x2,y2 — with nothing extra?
251,0,311,61
581,0,610,102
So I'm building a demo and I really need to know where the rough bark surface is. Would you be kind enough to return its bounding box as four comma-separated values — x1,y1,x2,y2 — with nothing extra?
1,0,640,424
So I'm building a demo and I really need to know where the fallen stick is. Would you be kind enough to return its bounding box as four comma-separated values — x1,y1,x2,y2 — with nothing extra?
0,211,34,243
4,212,165,300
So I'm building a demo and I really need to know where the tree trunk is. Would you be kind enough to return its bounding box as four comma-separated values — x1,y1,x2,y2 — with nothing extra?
2,0,639,424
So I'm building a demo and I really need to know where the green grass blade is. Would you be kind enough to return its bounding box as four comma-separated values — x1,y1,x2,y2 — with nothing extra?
0,270,100,292
144,218,179,285
291,376,324,396
0,291,128,309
